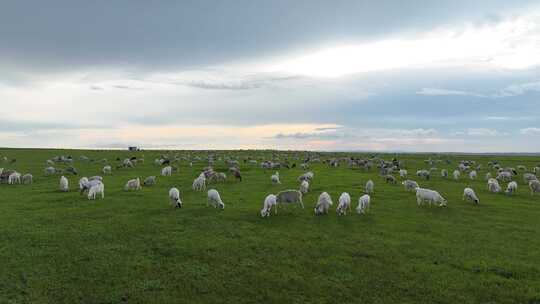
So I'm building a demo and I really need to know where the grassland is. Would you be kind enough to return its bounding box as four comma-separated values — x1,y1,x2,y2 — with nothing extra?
1,148,539,304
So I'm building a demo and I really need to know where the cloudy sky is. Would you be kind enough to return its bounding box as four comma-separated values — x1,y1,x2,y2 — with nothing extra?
1,1,540,152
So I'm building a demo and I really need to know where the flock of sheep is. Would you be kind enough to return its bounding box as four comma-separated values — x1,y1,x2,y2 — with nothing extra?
1,154,539,218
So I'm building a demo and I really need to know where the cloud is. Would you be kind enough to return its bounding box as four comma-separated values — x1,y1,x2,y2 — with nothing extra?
458,128,505,136
520,127,540,135
416,88,481,96
494,80,540,97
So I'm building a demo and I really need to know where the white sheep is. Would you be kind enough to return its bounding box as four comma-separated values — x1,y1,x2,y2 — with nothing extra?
453,170,460,180
314,192,333,215
505,181,518,195
207,189,225,209
298,171,314,182
161,166,172,176
8,172,21,184
399,169,408,178
271,172,281,184
192,175,206,191
336,192,351,215
260,194,277,217
469,170,477,180
365,180,374,194
529,180,540,195
124,178,141,191
88,182,105,200
402,180,419,191
357,194,371,214
59,176,69,192
300,180,309,194
168,187,182,208
22,173,33,184
463,187,479,204
497,171,512,182
143,176,157,186
44,167,56,175
102,165,112,175
416,188,447,207
487,178,501,193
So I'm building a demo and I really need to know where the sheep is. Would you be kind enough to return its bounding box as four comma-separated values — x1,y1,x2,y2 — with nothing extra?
300,163,310,170
168,187,182,208
271,172,281,184
314,192,333,215
59,176,69,192
124,178,141,191
336,192,351,215
44,167,56,175
487,178,501,193
441,169,448,178
8,172,21,184
415,188,447,207
469,170,477,180
80,178,103,195
122,159,134,168
485,172,492,181
161,166,172,176
298,171,314,182
497,171,512,182
22,173,33,184
260,194,277,217
276,190,304,209
299,180,309,194
79,177,89,191
523,173,538,184
505,181,518,195
192,175,206,191
102,165,112,175
144,176,156,186
365,180,374,194
356,194,371,214
229,167,242,181
88,182,105,200
529,180,540,195
453,170,460,180
416,170,430,180
402,180,419,192
399,169,408,178
463,187,479,204
207,189,225,209
385,175,396,184
89,176,103,181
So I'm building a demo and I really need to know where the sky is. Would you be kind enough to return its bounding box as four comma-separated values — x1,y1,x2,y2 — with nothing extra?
1,1,540,152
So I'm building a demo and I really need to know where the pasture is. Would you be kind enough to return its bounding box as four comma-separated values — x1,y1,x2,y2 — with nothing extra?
1,148,539,303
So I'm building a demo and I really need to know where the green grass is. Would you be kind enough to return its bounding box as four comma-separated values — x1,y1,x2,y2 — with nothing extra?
1,148,539,303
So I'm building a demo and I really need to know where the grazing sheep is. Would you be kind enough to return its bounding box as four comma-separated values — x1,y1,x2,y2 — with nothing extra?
161,166,172,176
463,187,479,204
365,180,374,194
336,192,351,215
385,175,396,184
416,170,430,180
299,180,309,194
102,165,112,175
59,176,69,192
79,177,89,191
207,189,225,209
143,176,156,186
271,172,281,184
168,187,182,208
402,180,419,191
124,178,141,191
399,169,408,178
192,175,206,191
469,170,477,180
314,192,333,215
453,170,460,180
88,182,105,200
8,172,21,184
122,159,134,168
298,171,314,182
80,178,103,195
22,173,33,184
300,163,310,170
44,167,56,175
415,188,447,207
529,180,540,195
276,190,304,209
505,181,518,195
356,194,371,214
441,169,448,178
487,178,502,193
523,173,538,184
229,167,242,181
260,194,277,217
497,171,512,182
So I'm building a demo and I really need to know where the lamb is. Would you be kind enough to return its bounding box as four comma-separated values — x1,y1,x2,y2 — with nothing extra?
505,181,518,195
276,190,304,209
415,188,447,206
336,192,352,215
192,174,206,191
168,187,183,208
8,172,21,184
260,194,277,217
22,173,33,184
529,180,540,195
59,176,69,192
207,189,225,209
487,178,501,193
402,180,419,191
314,192,333,215
299,180,309,194
271,172,281,184
365,180,374,194
356,194,371,214
399,169,408,178
102,165,112,175
88,182,105,200
124,178,141,191
161,166,172,176
469,170,477,180
143,176,156,186
463,187,479,204
453,170,460,180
